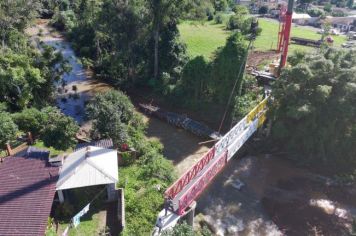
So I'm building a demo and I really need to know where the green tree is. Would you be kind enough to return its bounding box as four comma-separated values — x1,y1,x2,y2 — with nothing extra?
213,0,227,12
269,49,356,165
0,0,40,47
0,112,18,147
324,3,332,12
12,108,45,136
233,5,249,15
0,46,70,110
210,32,248,104
148,0,186,80
182,0,214,20
0,52,43,110
178,56,210,104
41,107,79,150
86,90,135,147
226,14,253,33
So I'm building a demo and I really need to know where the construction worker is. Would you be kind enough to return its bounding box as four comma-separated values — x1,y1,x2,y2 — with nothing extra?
164,196,173,216
156,217,163,234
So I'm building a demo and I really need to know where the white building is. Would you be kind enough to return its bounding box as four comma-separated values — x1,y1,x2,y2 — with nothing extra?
56,146,119,202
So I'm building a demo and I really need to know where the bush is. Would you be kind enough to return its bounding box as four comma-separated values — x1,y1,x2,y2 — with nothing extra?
324,3,332,12
86,90,135,147
307,8,325,17
207,9,214,21
233,5,249,15
215,14,223,24
12,108,45,136
258,6,269,15
0,112,18,147
41,107,79,151
226,15,252,33
51,10,76,31
176,56,210,106
331,11,346,17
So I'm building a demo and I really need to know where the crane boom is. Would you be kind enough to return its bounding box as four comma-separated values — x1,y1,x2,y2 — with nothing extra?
280,0,294,68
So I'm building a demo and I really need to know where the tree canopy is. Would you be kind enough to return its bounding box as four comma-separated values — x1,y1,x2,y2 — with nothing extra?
86,90,135,147
269,49,356,166
0,112,18,147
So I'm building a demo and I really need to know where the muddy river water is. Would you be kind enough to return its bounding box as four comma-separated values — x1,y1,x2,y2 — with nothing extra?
28,21,356,236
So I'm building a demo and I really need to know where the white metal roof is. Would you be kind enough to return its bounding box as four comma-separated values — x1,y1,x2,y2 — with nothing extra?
56,146,118,190
293,12,311,19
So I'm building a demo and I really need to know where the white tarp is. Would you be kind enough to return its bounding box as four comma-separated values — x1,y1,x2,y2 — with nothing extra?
56,146,118,190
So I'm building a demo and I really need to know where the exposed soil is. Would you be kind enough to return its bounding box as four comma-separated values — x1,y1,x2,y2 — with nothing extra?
247,50,280,69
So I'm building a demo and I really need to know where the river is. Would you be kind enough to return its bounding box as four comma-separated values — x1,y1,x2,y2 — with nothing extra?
27,20,356,236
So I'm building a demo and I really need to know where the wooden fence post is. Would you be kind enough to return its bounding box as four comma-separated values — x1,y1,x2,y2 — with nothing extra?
27,132,34,145
5,143,12,156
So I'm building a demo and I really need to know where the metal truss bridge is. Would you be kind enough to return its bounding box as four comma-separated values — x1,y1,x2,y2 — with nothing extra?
153,97,269,234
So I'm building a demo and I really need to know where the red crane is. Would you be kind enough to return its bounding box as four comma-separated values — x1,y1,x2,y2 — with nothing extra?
277,0,294,69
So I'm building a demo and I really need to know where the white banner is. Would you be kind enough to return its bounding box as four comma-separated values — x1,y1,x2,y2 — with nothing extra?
215,117,248,158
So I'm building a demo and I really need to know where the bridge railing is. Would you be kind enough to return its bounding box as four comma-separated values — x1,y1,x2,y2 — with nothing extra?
177,151,228,215
165,147,216,199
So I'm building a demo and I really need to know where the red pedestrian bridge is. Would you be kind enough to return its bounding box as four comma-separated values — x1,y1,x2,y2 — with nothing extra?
153,97,269,234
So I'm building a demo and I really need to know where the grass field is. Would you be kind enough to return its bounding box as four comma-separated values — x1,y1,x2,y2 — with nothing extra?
178,20,230,59
178,18,347,59
255,19,347,51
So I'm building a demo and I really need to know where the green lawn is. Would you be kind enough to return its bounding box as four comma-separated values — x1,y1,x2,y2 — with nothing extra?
178,20,230,60
33,140,72,157
255,19,347,51
58,212,103,236
178,18,347,59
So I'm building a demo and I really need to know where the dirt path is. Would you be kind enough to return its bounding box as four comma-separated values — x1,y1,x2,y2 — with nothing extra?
143,115,211,176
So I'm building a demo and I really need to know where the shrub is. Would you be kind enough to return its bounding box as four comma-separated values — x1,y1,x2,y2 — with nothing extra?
215,14,223,24
207,9,214,21
0,112,18,147
226,15,252,33
12,108,45,136
258,6,269,15
233,5,249,15
41,107,79,150
307,8,325,17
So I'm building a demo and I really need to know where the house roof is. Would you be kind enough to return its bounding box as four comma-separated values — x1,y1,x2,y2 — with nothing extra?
0,156,59,236
325,16,356,25
74,139,114,151
293,12,311,19
56,146,118,191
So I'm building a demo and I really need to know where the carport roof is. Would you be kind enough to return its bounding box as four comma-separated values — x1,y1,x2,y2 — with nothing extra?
56,146,118,191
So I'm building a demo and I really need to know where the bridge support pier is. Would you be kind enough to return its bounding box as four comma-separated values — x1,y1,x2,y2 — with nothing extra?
185,201,197,227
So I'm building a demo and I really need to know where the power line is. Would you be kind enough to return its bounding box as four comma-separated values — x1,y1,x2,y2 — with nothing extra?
218,39,254,134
